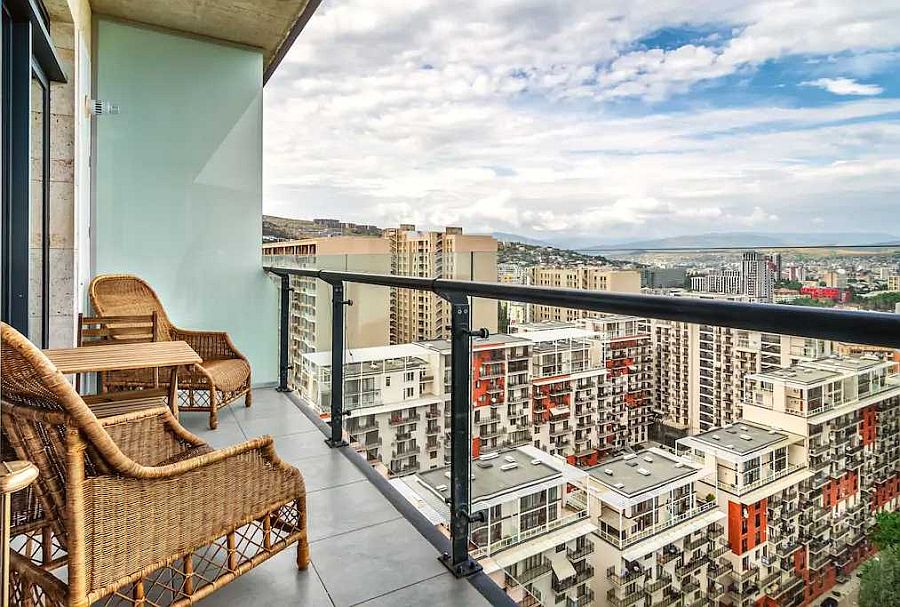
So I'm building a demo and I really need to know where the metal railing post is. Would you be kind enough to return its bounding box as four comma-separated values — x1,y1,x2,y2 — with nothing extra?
326,280,350,448
277,273,292,392
438,292,484,578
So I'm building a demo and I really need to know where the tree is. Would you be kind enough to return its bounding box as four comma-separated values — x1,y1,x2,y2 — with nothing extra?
859,546,900,607
872,511,900,550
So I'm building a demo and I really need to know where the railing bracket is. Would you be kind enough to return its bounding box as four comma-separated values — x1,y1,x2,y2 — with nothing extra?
439,552,483,578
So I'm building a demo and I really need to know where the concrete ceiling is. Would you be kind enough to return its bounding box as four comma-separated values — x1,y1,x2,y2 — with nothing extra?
89,0,319,80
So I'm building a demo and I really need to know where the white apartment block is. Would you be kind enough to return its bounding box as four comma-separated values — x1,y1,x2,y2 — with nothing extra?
691,269,742,295
299,321,658,476
296,343,447,476
742,252,775,301
677,356,900,607
583,447,729,607
396,446,597,607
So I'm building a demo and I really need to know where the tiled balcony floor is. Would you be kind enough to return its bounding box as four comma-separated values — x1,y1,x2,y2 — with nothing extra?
177,388,495,607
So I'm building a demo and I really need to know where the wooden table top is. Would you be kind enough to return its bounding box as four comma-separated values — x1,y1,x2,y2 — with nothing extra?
43,341,201,374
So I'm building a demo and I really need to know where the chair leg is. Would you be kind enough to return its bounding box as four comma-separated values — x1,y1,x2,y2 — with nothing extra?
297,534,309,571
208,388,218,430
297,496,309,570
245,388,252,407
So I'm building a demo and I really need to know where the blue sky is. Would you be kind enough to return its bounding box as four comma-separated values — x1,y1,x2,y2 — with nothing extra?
264,1,900,244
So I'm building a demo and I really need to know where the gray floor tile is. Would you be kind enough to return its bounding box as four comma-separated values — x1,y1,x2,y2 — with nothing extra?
295,451,368,493
353,572,492,607
200,548,334,607
270,432,334,462
239,413,321,438
189,422,248,450
306,480,401,543
312,518,448,607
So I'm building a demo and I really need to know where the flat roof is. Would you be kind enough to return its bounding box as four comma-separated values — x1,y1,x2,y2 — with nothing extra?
418,449,560,502
753,355,888,385
521,328,597,343
692,420,789,455
586,448,698,498
417,333,531,353
302,343,431,366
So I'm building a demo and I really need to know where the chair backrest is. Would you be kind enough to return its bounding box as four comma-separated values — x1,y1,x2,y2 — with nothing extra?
89,274,175,341
77,312,159,346
0,323,132,546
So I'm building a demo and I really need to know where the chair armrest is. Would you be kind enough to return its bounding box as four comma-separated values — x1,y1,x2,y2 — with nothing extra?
171,328,245,361
99,406,207,466
81,438,304,595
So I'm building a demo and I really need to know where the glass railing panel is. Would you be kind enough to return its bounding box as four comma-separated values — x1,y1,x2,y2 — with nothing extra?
265,244,899,606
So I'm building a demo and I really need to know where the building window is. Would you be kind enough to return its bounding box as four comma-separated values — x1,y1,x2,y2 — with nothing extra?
385,376,391,387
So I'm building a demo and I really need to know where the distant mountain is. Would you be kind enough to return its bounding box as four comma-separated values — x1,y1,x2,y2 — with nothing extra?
582,232,900,251
492,232,550,246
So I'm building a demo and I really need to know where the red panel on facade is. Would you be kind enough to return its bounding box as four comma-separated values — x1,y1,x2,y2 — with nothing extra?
728,499,767,555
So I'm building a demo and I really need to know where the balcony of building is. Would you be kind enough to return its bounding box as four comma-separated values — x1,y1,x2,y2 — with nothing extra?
5,1,900,594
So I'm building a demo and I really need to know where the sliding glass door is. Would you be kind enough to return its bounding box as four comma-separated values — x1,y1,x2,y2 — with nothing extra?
1,0,63,347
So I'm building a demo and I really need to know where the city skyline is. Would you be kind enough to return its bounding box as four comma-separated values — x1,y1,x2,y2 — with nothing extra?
264,0,900,243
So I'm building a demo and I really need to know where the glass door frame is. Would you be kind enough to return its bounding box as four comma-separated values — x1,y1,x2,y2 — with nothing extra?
1,0,64,346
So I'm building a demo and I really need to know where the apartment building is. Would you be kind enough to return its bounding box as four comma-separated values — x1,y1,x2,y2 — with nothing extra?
678,356,900,607
691,269,742,295
296,343,447,476
641,267,687,290
396,446,597,607
678,421,811,607
383,225,498,343
297,334,534,475
690,253,775,302
578,316,654,447
888,274,900,291
585,448,730,607
262,237,391,362
743,252,776,301
527,267,640,323
299,320,659,476
416,335,535,456
652,317,832,435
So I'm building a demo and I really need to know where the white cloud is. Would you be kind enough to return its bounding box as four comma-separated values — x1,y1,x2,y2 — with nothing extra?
263,0,900,242
801,77,884,96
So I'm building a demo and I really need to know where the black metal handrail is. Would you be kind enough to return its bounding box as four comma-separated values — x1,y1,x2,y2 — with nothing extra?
266,267,900,348
264,264,900,580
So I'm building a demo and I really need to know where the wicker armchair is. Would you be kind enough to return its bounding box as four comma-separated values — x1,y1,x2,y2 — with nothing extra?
0,322,309,607
89,274,252,429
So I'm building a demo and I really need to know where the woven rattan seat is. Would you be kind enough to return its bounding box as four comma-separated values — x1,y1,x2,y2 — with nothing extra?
89,274,253,429
1,322,309,606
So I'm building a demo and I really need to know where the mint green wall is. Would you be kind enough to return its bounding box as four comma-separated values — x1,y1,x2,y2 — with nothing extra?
95,20,278,383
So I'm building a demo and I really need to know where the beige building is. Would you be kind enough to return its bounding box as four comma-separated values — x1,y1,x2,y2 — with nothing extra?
527,268,640,323
383,226,498,343
262,237,391,364
652,317,832,435
888,274,900,291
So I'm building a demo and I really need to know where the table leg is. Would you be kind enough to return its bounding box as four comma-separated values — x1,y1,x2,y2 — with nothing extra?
168,365,180,420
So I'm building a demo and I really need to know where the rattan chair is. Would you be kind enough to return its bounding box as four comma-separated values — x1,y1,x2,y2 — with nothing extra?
1,322,309,607
89,274,252,429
